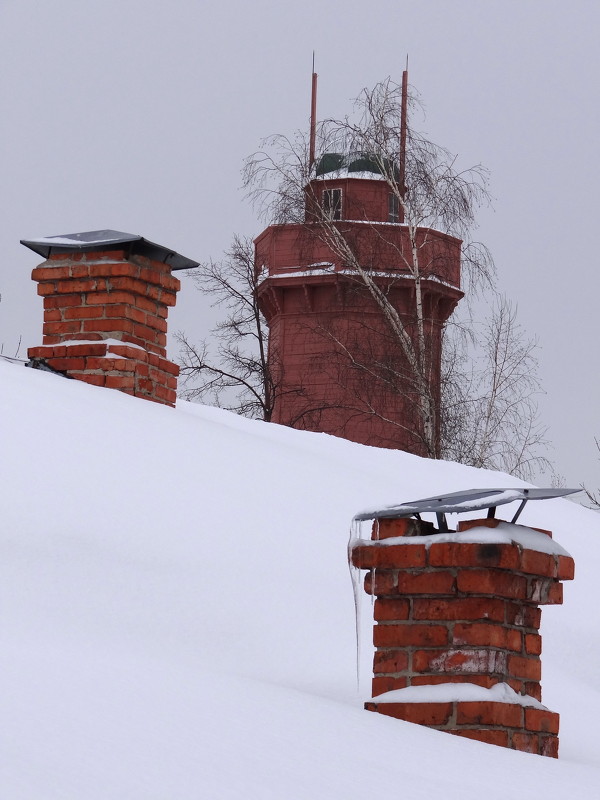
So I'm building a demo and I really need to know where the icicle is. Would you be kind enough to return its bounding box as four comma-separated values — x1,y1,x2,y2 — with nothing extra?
370,567,376,606
347,516,364,692
371,520,378,604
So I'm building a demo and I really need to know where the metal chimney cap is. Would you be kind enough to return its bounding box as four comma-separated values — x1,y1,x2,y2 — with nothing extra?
354,487,581,525
20,230,199,271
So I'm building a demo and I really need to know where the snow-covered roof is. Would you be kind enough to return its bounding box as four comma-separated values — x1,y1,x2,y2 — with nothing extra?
1,358,599,797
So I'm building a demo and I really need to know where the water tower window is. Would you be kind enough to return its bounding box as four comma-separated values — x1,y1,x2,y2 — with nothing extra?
323,189,342,220
388,193,400,223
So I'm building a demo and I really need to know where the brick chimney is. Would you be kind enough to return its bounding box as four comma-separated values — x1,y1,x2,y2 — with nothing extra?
23,230,198,406
351,513,575,757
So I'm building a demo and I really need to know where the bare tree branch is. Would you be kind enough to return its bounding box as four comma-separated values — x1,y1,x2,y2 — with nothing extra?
440,297,549,479
582,438,600,508
176,235,276,420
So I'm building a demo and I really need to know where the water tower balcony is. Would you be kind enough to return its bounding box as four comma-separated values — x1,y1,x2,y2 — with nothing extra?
254,222,462,290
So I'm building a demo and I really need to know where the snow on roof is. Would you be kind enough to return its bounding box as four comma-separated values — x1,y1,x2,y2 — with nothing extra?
313,169,387,181
1,358,599,797
22,229,139,247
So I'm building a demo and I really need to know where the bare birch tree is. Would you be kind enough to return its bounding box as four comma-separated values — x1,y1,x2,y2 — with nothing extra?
441,298,549,479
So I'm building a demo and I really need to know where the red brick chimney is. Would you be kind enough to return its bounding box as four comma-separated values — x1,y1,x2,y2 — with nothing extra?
23,230,197,406
351,511,575,757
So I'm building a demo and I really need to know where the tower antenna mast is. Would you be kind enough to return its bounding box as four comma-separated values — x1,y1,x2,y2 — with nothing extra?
399,57,408,198
309,52,318,170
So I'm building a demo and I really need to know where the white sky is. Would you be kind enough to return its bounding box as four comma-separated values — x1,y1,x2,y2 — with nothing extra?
1,0,598,491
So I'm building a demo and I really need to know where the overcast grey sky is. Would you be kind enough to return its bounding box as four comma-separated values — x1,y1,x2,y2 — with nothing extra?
1,0,598,493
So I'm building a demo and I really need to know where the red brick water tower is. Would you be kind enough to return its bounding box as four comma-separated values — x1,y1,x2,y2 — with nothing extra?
256,72,463,455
